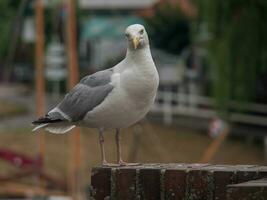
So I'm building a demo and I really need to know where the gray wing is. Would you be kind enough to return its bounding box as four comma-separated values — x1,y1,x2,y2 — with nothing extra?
49,69,114,122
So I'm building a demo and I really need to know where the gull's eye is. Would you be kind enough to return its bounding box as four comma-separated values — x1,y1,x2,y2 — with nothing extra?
139,29,144,34
125,33,130,38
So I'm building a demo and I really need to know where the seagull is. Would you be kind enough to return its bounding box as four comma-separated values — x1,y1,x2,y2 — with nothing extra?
32,24,159,166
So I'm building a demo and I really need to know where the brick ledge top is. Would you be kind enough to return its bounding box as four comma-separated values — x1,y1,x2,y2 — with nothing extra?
93,163,266,170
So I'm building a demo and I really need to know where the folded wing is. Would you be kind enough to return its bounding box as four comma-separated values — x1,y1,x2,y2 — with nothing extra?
32,69,114,133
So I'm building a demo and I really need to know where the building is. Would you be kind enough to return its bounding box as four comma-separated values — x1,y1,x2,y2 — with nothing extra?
79,0,158,70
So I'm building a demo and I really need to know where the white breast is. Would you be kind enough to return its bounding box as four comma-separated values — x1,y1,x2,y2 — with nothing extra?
82,49,159,129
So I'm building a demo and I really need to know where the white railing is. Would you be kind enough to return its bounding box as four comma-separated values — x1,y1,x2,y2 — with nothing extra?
151,91,267,127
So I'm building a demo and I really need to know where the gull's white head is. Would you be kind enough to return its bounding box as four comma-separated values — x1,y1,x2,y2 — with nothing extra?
125,24,149,50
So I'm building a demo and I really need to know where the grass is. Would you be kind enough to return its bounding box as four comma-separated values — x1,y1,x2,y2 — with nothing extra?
0,100,28,118
0,122,264,194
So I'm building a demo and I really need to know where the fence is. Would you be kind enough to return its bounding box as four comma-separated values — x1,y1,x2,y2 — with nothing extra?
151,91,267,128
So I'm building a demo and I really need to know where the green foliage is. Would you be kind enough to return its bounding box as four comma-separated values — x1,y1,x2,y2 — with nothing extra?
197,0,267,114
0,1,20,61
144,3,191,55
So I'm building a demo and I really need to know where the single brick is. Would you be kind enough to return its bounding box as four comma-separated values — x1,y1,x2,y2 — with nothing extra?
164,168,187,200
186,169,213,200
203,165,236,200
235,165,258,183
255,166,267,179
114,168,137,200
90,167,111,200
139,168,162,200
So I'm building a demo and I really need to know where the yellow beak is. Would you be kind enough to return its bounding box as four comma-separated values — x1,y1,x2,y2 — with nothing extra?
132,37,140,50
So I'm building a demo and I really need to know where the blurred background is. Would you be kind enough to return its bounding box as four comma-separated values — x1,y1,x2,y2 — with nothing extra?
0,0,267,199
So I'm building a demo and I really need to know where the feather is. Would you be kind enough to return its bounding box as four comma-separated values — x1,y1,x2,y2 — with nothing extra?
45,124,76,134
32,123,48,132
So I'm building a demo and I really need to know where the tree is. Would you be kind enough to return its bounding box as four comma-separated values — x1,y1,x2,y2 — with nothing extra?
196,0,267,115
144,3,191,55
0,1,20,61
2,0,30,82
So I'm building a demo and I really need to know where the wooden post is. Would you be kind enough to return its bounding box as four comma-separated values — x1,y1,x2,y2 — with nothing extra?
200,126,230,163
66,0,81,198
35,0,45,186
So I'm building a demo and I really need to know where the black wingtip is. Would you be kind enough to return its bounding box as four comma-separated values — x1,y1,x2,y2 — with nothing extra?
32,117,63,125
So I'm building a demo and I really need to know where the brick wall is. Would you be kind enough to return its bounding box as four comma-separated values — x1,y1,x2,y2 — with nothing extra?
89,163,267,200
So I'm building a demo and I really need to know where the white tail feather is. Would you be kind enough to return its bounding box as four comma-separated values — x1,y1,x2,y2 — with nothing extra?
32,123,75,134
32,123,48,132
45,124,76,134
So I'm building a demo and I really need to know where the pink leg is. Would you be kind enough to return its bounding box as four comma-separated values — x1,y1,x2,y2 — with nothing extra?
99,129,108,166
99,129,118,167
115,129,140,166
115,129,125,165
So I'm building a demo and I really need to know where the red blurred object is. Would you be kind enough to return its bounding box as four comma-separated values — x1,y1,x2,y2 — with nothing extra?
0,148,40,168
0,148,67,191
